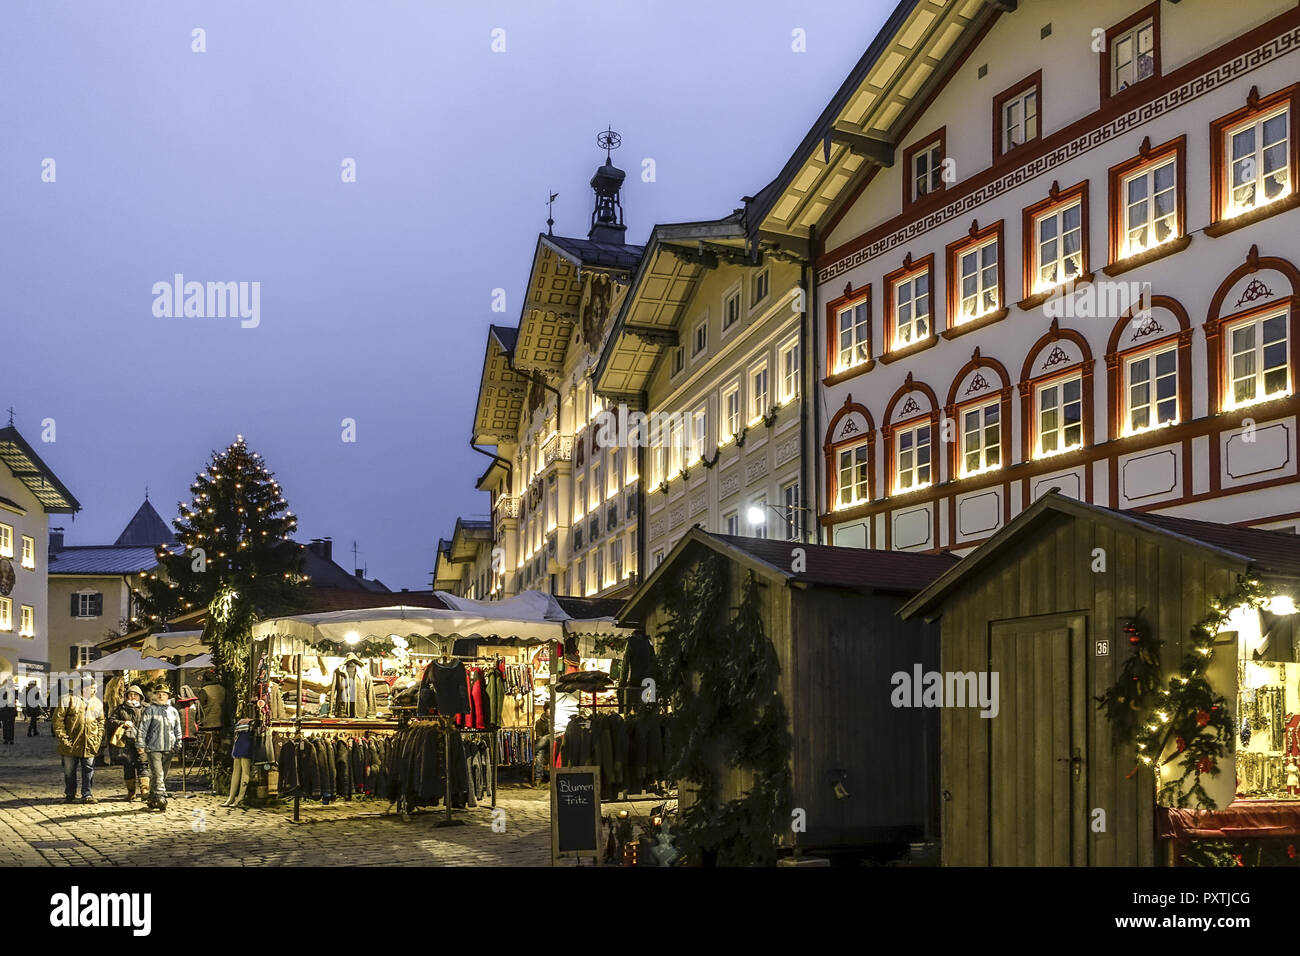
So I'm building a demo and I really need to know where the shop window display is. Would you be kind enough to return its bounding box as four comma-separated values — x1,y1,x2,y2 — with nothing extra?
1235,602,1300,800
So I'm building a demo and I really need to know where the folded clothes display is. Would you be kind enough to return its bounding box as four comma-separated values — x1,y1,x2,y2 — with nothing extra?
556,670,613,694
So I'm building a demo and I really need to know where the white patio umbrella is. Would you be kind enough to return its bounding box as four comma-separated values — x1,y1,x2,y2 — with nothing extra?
87,647,177,671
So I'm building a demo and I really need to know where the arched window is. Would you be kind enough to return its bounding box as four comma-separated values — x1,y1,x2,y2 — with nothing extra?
823,396,876,512
1104,294,1191,440
1019,319,1095,461
883,373,941,496
1204,245,1299,414
945,347,1013,479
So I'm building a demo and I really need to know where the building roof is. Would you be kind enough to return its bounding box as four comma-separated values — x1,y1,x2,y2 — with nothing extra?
542,234,645,272
471,324,528,446
298,544,391,593
48,545,165,576
619,526,958,623
555,595,626,619
900,492,1300,621
593,214,750,398
114,499,177,546
0,425,80,514
747,0,1003,257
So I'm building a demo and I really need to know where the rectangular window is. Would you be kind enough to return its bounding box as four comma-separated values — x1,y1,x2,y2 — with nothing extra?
1228,107,1291,217
593,549,605,591
1122,159,1177,257
671,347,684,376
781,480,803,541
838,444,870,507
1037,376,1084,456
75,593,102,618
690,407,707,464
1001,86,1038,153
0,524,11,558
1109,17,1155,94
958,239,999,322
724,289,742,330
20,535,35,570
723,511,738,536
1126,347,1178,432
692,320,707,357
0,597,10,631
75,645,96,668
609,449,620,497
912,141,943,201
779,338,801,403
668,419,683,476
19,605,34,637
590,462,601,509
961,402,1002,475
836,297,870,372
1035,200,1083,291
574,475,584,520
892,269,931,348
578,558,587,596
1226,311,1290,409
611,540,624,581
752,269,769,307
722,384,741,441
895,423,933,492
652,549,665,569
749,362,770,423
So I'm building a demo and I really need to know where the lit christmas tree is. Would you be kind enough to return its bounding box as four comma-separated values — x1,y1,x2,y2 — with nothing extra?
138,436,305,723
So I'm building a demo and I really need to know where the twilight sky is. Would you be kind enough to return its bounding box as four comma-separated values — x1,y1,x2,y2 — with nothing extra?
1,0,891,590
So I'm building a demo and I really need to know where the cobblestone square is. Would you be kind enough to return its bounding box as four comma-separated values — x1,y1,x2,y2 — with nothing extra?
0,734,554,867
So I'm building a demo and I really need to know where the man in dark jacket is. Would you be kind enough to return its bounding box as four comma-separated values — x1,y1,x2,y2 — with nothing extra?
24,681,43,736
0,679,17,745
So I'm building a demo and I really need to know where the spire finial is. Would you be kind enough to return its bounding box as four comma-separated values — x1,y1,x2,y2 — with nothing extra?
547,190,558,236
597,126,621,161
5,407,13,427
144,484,149,502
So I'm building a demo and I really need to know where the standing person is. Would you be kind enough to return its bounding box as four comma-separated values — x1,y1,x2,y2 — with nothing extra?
0,679,16,745
105,685,147,801
24,681,42,736
53,676,104,804
137,684,181,812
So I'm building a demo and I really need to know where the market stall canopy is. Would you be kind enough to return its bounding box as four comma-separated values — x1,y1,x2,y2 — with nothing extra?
182,653,213,669
142,631,208,658
87,647,178,672
252,590,634,653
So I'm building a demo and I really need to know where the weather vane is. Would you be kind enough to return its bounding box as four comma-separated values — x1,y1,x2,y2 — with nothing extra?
547,190,559,235
597,126,621,160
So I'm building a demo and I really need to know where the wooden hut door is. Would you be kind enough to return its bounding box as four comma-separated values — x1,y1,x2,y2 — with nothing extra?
988,617,1088,865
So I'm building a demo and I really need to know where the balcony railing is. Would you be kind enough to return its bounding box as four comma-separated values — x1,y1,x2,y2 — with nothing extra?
542,435,574,467
495,496,520,519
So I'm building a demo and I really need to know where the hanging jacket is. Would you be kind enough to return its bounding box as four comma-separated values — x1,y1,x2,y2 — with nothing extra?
333,738,353,799
329,662,376,719
198,682,226,730
465,668,487,729
618,634,658,712
485,665,506,729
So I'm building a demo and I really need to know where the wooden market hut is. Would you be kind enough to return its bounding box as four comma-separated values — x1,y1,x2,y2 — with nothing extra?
618,527,957,853
900,491,1300,866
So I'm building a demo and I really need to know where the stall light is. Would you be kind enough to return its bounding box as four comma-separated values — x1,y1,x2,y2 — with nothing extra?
344,631,361,645
1267,594,1298,616
747,505,767,527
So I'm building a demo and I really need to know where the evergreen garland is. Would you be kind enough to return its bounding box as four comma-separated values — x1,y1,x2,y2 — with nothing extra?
1097,577,1278,810
1094,616,1162,742
658,555,793,865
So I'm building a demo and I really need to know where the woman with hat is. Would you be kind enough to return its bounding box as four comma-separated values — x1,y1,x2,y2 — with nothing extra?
105,685,148,801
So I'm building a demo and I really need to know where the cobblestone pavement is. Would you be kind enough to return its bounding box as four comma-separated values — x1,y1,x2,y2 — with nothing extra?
0,732,554,866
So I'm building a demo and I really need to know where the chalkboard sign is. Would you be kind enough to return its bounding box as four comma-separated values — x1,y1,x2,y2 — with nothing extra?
551,766,601,863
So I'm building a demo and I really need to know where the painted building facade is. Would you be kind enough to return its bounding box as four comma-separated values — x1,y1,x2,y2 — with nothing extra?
749,0,1300,551
594,215,811,569
470,147,644,598
0,425,79,692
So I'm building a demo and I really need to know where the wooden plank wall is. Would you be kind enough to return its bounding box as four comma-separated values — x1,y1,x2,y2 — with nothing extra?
790,587,940,847
939,511,1237,866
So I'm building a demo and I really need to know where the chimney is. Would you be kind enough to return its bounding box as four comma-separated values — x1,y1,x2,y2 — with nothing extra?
355,569,364,579
307,537,334,561
49,527,64,554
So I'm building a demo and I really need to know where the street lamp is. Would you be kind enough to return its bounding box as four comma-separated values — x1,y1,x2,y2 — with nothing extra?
747,502,813,540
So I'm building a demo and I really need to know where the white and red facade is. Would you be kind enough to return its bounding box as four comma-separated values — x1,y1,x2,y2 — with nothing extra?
808,0,1300,551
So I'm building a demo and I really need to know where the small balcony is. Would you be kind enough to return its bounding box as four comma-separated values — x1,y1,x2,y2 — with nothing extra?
543,435,574,467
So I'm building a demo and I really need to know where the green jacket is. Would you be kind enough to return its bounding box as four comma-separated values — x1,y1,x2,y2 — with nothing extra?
54,694,105,758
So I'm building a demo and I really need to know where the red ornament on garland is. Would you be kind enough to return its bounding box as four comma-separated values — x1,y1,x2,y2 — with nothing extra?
1288,844,1297,859
1197,756,1215,774
1175,737,1186,752
1196,710,1211,727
